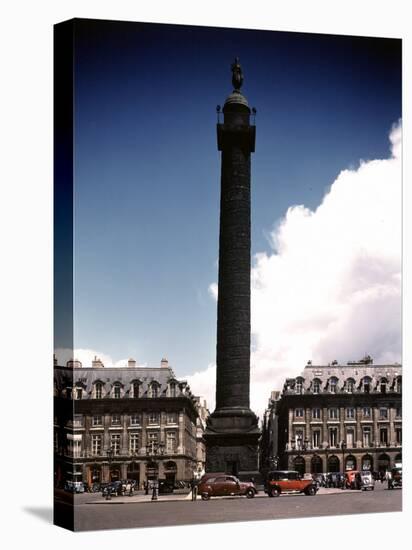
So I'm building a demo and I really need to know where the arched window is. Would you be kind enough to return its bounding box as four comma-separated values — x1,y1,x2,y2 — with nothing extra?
150,382,159,398
380,378,388,394
113,382,121,399
362,376,372,393
293,456,305,476
362,454,373,471
74,383,85,400
328,455,340,473
329,377,338,393
346,378,355,393
132,382,140,398
313,378,321,394
169,382,177,398
295,378,304,394
345,455,357,471
311,455,323,474
94,382,103,399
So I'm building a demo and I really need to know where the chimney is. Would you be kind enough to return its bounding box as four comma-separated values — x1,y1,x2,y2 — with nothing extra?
67,359,82,369
161,358,169,368
92,356,104,368
128,358,137,368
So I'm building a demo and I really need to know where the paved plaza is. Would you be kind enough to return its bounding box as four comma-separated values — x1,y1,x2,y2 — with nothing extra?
54,482,401,531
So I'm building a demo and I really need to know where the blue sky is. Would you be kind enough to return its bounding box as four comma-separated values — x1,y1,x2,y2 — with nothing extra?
70,19,401,378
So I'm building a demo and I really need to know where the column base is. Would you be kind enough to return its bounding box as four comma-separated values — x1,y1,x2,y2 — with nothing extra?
204,407,261,481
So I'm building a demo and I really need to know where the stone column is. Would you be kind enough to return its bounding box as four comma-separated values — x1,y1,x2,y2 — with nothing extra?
373,406,379,447
141,411,147,452
121,414,128,455
322,407,328,447
177,411,184,454
140,462,146,485
339,406,345,445
355,406,362,448
389,406,396,446
288,408,293,450
204,60,260,477
103,414,110,450
305,407,311,447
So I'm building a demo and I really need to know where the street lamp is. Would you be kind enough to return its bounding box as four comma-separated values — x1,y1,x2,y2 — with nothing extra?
105,447,114,500
146,441,165,501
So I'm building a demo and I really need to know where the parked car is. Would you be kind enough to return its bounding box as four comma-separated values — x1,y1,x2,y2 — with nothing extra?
102,481,123,497
64,480,85,493
198,474,257,500
265,470,318,497
388,467,402,489
158,479,174,494
360,471,375,491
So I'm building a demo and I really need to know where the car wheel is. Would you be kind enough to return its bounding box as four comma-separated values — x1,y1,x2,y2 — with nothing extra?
201,492,210,501
246,488,255,499
270,487,280,497
305,486,316,496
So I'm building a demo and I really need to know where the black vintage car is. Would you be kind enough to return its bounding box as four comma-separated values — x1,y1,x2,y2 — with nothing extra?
102,481,123,497
388,467,402,489
158,479,174,494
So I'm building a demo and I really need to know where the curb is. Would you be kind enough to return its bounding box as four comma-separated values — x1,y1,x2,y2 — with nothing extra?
86,489,366,505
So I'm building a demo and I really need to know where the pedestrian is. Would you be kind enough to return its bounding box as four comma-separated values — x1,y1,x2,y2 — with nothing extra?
144,480,149,495
190,478,198,501
126,480,132,496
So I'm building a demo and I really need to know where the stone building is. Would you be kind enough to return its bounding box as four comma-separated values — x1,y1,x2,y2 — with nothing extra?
263,356,402,475
193,397,209,479
54,357,200,487
260,390,281,474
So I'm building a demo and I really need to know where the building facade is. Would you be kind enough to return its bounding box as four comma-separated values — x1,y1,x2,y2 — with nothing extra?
54,357,199,487
193,397,209,479
263,356,402,476
260,390,281,474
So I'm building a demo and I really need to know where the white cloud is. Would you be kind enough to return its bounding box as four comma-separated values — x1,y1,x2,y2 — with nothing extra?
185,363,216,411
203,121,402,418
208,282,218,300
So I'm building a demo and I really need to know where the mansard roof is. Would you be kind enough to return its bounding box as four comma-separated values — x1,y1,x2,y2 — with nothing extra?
282,357,402,395
54,363,192,399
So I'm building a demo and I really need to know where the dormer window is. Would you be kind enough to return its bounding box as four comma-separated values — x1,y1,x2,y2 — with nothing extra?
396,377,402,393
380,378,387,394
346,379,355,393
132,382,140,398
95,382,103,399
295,378,303,395
76,388,83,400
362,377,371,394
113,383,121,399
150,383,159,398
313,379,321,394
169,383,177,398
329,377,338,393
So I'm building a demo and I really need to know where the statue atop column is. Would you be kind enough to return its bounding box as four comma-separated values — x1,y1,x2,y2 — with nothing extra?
231,57,244,91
